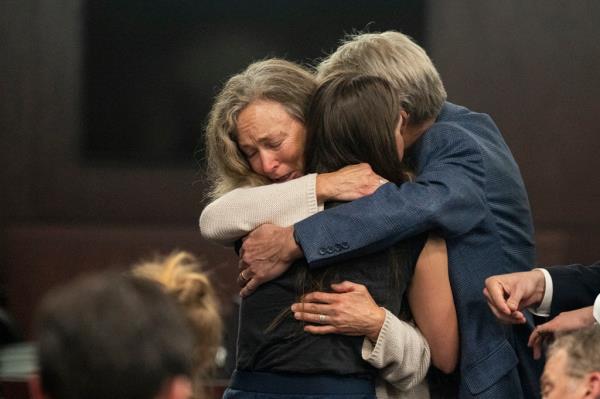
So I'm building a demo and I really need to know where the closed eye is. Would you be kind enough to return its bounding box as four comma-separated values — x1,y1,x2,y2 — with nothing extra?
265,140,282,149
239,146,257,159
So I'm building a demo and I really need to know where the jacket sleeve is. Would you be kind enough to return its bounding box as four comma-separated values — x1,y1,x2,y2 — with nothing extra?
199,174,322,246
546,261,600,316
362,309,430,391
294,128,487,267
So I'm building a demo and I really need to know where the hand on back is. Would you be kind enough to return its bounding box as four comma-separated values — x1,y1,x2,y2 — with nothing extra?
316,163,386,202
238,224,302,297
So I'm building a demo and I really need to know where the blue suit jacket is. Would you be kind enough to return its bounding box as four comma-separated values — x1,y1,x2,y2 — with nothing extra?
546,262,600,316
294,103,543,398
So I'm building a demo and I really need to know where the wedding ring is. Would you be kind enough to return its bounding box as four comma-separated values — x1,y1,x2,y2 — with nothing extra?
318,314,327,323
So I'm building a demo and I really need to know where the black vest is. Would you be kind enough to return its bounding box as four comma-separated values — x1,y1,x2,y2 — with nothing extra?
236,232,426,376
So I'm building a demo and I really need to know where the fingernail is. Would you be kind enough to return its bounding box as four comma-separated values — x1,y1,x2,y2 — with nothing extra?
294,312,300,319
291,304,297,311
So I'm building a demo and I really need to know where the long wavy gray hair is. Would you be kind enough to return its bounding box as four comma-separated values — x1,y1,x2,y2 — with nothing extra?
204,59,316,199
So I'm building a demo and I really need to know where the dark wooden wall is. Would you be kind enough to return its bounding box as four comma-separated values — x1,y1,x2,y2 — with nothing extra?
1,0,599,338
0,0,238,337
428,0,600,264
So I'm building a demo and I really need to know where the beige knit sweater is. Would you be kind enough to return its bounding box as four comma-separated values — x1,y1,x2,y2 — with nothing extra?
199,174,430,398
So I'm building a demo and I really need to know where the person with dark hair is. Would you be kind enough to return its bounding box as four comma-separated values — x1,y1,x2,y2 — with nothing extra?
201,63,457,398
236,31,540,399
28,272,195,399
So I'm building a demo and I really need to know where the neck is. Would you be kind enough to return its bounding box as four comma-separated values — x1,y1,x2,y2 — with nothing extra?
404,117,435,149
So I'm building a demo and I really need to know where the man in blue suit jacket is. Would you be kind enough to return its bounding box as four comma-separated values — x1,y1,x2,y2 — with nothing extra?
238,31,542,398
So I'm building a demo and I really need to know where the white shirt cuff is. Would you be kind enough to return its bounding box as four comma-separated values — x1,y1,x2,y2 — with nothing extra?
594,294,600,324
529,268,553,317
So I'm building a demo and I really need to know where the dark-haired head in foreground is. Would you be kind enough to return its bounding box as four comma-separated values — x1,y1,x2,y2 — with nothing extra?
31,272,195,399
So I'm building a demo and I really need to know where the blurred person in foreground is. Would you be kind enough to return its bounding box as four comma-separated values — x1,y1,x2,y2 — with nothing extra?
29,272,195,399
540,325,600,399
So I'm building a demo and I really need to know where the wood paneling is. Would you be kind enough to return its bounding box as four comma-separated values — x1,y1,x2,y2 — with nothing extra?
428,0,600,264
2,225,237,338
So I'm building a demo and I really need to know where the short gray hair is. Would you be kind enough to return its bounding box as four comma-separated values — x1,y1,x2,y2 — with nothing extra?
548,324,600,379
317,31,446,124
204,59,316,199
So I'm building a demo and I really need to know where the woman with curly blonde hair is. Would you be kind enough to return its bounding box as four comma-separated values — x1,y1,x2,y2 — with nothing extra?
132,251,222,399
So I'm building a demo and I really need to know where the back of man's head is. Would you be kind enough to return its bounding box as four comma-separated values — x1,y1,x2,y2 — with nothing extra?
317,31,447,124
34,272,194,399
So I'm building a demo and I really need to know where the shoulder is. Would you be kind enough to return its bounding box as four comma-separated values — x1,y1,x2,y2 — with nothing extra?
412,103,499,166
427,103,494,149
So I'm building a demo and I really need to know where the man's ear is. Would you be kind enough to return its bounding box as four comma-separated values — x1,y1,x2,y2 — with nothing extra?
400,110,410,129
584,371,600,398
28,374,49,399
159,376,193,399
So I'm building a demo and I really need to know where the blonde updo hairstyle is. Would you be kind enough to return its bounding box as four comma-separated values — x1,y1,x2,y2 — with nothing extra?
317,31,447,124
132,251,222,399
204,58,317,199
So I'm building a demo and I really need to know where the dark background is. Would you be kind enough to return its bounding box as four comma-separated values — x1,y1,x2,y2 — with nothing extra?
1,0,599,342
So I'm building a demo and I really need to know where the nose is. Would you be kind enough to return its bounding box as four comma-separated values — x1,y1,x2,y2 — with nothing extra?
259,151,279,176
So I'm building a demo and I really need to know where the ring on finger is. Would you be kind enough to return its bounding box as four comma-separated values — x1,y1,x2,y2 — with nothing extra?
240,270,249,281
318,314,327,323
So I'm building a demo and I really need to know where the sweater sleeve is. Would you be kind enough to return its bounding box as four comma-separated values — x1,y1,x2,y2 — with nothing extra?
199,174,322,246
362,308,431,392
